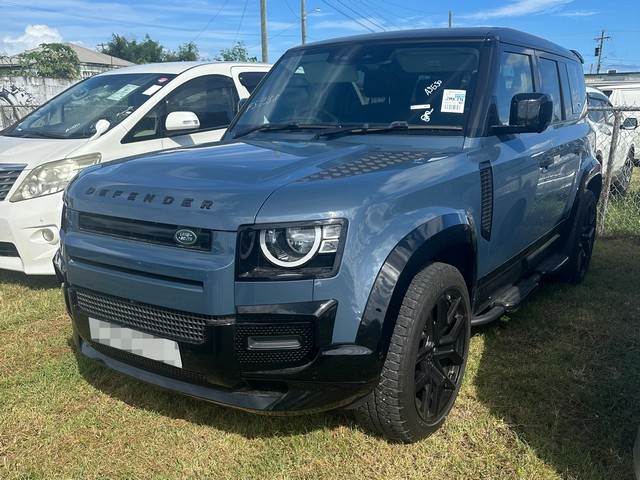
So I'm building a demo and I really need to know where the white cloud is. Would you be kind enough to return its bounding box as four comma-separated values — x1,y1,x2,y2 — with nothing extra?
462,0,574,20
1,25,63,56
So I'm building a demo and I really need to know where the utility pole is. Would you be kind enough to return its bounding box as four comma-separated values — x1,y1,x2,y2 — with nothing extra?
594,29,612,74
301,0,307,44
261,0,268,63
448,11,452,28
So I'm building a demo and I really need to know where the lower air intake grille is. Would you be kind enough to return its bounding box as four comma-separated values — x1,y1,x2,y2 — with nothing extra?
75,287,213,343
89,341,211,386
0,242,19,257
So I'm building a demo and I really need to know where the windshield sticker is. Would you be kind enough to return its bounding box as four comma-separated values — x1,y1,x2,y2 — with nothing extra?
424,80,442,96
410,103,431,110
142,84,163,96
246,94,280,111
107,84,140,101
441,89,466,114
420,108,435,123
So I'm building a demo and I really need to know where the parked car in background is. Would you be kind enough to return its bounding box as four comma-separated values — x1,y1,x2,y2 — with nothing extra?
0,61,271,275
586,86,634,193
591,82,640,165
55,28,601,443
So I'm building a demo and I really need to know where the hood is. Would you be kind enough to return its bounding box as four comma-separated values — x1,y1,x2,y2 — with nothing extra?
66,139,453,231
0,134,84,168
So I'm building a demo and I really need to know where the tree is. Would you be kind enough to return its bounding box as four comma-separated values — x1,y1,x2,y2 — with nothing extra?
100,34,164,64
17,43,80,78
214,42,257,62
164,42,200,62
100,34,203,64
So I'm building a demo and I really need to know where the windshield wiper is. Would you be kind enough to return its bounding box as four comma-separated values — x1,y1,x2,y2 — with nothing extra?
313,121,463,140
232,122,336,139
13,131,69,139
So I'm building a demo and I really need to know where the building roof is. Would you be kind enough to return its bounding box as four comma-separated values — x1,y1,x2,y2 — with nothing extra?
60,43,135,67
0,43,134,68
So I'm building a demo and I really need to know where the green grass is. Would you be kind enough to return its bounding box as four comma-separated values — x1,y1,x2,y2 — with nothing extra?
1,237,639,479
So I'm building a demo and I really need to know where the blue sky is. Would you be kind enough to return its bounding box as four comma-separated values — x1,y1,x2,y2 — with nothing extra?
1,0,639,72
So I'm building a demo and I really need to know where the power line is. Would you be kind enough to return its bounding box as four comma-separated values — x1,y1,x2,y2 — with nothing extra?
352,0,402,30
233,0,250,45
0,0,196,33
190,0,232,43
320,0,376,32
334,0,387,31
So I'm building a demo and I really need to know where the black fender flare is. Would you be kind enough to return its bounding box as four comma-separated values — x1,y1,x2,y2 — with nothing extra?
355,214,477,361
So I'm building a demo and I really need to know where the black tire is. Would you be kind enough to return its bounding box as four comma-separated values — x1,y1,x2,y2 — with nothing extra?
614,150,634,195
355,262,471,443
557,189,597,283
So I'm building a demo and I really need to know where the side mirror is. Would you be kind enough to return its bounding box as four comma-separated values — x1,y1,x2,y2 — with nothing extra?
90,119,110,140
622,117,638,130
165,111,200,132
492,93,553,135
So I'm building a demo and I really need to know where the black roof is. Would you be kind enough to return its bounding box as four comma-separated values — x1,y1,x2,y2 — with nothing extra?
292,27,579,62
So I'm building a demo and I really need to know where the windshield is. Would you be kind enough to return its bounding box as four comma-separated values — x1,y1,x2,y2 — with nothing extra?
3,73,177,139
228,40,481,138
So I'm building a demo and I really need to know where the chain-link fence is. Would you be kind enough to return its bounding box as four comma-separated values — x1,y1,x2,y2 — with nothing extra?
589,104,640,236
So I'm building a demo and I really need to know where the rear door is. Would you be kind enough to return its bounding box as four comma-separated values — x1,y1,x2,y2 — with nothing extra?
481,47,581,276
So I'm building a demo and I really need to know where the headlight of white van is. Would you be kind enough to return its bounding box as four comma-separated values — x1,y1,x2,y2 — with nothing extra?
10,153,101,202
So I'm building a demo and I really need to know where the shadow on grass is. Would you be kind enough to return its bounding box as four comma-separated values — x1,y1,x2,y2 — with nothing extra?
475,237,640,480
0,269,58,289
70,337,356,440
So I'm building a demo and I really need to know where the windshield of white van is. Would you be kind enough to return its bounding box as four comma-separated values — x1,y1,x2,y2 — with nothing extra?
228,41,481,139
3,73,177,139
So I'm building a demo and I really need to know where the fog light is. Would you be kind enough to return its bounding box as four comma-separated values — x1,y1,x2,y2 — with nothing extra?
42,227,58,244
247,336,302,350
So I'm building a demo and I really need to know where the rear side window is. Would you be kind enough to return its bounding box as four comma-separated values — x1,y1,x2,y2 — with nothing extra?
238,71,268,94
539,58,563,123
496,52,535,125
566,61,586,117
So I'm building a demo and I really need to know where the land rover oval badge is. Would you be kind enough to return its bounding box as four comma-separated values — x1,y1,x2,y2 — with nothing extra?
175,229,198,246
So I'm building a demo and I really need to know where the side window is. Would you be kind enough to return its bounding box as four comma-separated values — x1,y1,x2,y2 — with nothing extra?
539,58,563,123
238,71,268,94
587,97,605,123
124,75,238,143
559,63,575,120
496,52,534,125
566,61,585,116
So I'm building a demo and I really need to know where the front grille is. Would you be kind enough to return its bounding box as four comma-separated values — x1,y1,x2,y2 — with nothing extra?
77,211,212,251
74,287,215,343
89,341,212,386
0,164,26,201
236,322,315,365
0,242,19,257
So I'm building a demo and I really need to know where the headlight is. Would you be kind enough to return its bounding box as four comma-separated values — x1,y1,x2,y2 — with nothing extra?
237,219,346,280
10,153,101,202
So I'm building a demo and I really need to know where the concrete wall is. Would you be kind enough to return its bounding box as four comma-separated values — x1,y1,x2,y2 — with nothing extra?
0,75,79,129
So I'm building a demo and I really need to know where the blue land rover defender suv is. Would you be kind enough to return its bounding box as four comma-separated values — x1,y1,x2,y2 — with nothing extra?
55,28,601,442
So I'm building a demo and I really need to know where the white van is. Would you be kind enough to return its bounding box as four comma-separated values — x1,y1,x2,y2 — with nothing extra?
586,86,634,192
592,82,640,164
0,61,271,274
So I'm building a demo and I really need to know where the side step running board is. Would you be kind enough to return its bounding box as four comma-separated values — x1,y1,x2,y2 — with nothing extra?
471,253,568,326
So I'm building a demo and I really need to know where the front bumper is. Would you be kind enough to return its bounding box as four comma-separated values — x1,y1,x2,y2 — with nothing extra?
0,192,63,275
60,279,381,413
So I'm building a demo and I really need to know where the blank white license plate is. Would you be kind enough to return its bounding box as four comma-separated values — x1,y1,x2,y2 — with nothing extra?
89,317,183,368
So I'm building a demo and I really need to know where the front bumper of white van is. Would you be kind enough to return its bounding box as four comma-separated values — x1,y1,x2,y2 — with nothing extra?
0,191,63,275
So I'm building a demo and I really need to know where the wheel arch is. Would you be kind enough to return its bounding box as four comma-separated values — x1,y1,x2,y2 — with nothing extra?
355,214,477,358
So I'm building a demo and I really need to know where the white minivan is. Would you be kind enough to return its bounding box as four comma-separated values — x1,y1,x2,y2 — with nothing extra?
592,82,640,165
0,61,271,274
